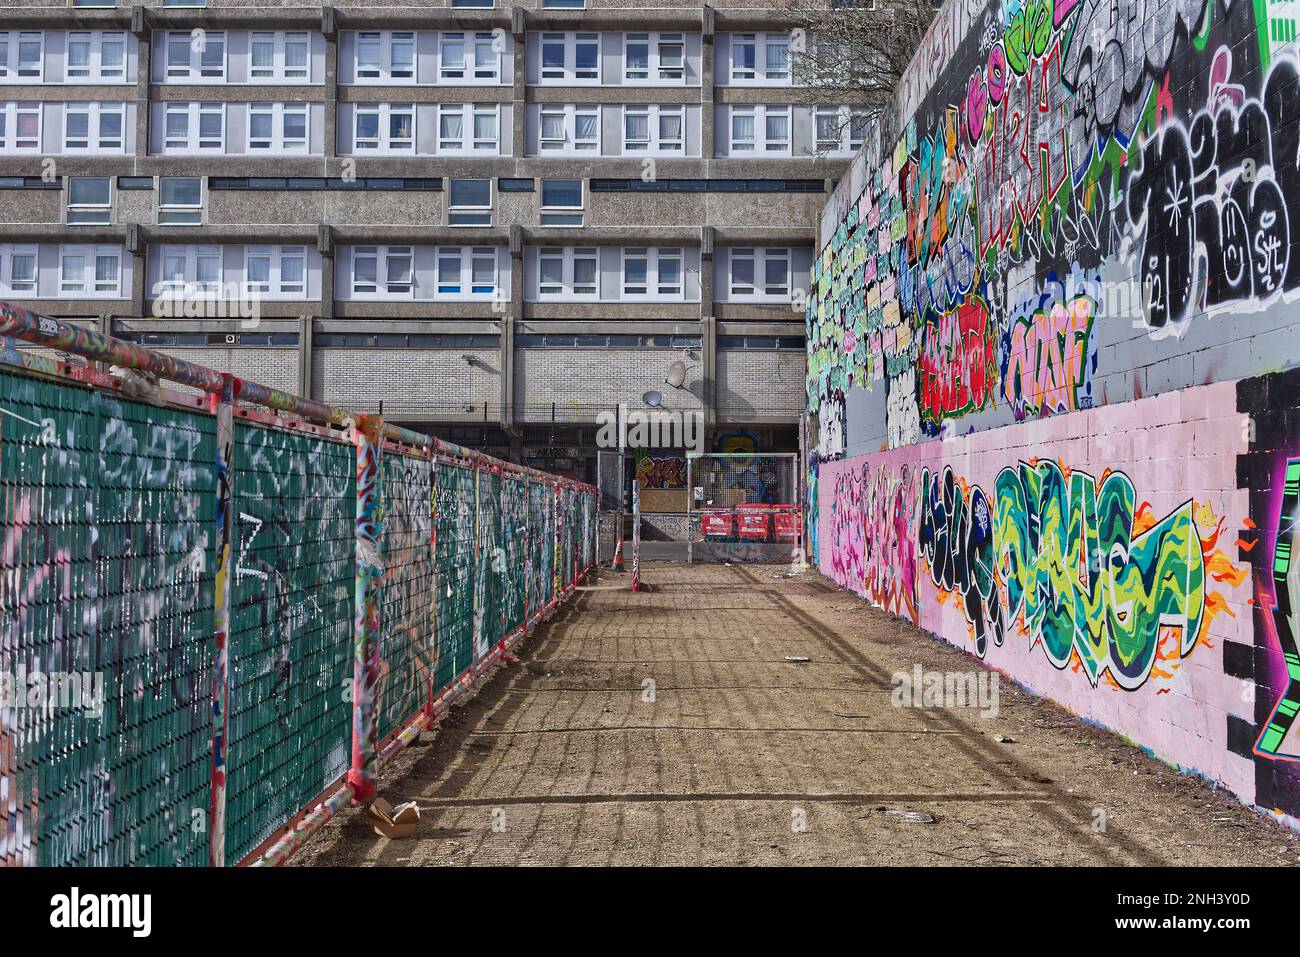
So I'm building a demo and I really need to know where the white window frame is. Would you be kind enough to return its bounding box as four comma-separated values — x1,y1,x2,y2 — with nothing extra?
352,103,414,154
157,244,223,296
350,245,414,298
0,101,41,152
439,31,500,83
727,32,790,85
248,102,310,153
538,32,600,85
353,31,414,84
536,246,598,300
728,104,791,156
729,247,791,301
622,247,684,301
163,30,226,82
67,176,112,224
537,104,599,155
60,244,122,298
0,32,44,82
436,102,498,155
0,243,39,297
63,101,126,153
163,102,225,153
622,32,686,85
435,246,498,300
158,176,204,225
622,103,685,155
814,105,868,155
64,31,128,84
243,245,306,297
250,31,312,83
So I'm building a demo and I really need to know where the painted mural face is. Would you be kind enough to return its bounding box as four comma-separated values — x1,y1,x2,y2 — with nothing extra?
806,0,1300,452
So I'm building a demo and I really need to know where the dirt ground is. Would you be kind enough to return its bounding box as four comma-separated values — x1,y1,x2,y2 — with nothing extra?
293,561,1300,867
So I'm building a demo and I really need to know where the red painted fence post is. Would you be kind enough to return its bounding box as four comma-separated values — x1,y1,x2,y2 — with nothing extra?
347,415,384,804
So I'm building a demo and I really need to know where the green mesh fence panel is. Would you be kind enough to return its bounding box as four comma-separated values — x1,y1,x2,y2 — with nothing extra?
377,452,434,741
475,470,501,660
0,370,215,867
434,462,475,694
561,487,577,588
500,476,529,634
527,480,553,611
225,422,355,863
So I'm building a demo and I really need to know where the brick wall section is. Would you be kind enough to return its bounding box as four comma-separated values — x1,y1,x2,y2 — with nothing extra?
716,349,804,420
514,348,704,423
313,347,500,417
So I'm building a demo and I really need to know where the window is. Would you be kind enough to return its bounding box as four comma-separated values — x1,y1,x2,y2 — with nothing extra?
437,103,498,154
541,178,583,226
352,246,414,297
248,103,309,153
623,104,685,154
244,246,305,296
728,105,790,154
74,0,117,7
0,32,43,81
436,246,497,298
815,106,869,154
449,178,492,226
1,244,37,296
728,32,791,84
67,177,111,224
251,32,310,82
163,102,224,152
0,102,41,152
65,32,127,82
164,31,225,81
499,177,534,191
61,245,121,296
537,247,597,299
158,245,221,295
452,0,494,7
355,31,414,83
622,247,684,300
163,0,208,6
159,177,202,225
543,0,586,7
622,32,685,84
353,103,414,153
439,32,499,82
540,32,599,83
63,102,125,153
538,105,598,154
729,248,790,299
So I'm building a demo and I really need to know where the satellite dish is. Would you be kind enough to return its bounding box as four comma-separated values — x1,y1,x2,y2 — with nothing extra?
642,390,663,408
664,360,687,389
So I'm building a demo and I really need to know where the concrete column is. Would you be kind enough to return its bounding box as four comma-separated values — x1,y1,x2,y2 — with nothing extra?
322,7,339,175
700,6,715,161
298,314,314,399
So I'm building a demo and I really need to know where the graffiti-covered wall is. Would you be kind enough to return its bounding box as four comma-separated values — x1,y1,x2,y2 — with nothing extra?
807,0,1300,826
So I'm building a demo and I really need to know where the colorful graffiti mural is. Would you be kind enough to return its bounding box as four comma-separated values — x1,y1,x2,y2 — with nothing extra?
809,0,1300,825
807,0,1300,452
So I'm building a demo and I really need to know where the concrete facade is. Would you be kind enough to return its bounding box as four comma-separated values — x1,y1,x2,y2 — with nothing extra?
0,0,850,475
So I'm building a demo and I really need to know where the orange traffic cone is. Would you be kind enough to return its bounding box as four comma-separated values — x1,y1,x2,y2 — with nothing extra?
611,537,624,571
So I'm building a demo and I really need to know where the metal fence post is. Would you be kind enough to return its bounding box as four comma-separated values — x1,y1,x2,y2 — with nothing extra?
209,373,236,867
347,414,384,804
631,479,641,592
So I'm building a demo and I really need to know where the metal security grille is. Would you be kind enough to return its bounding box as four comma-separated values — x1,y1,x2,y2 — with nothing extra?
226,423,355,863
0,372,216,866
687,452,801,564
500,474,530,636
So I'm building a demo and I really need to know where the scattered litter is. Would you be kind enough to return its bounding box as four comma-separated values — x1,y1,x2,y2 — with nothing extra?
784,655,810,663
886,809,935,824
833,712,870,719
993,734,1017,744
368,797,420,839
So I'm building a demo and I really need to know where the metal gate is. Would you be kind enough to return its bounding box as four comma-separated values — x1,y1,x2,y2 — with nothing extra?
687,452,801,563
596,449,625,564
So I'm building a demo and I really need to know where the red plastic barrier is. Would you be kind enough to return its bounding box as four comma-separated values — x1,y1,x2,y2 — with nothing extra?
701,509,733,537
